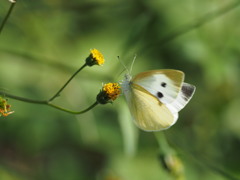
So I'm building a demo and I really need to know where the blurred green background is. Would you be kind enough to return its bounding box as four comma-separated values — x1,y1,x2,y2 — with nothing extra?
1,0,240,180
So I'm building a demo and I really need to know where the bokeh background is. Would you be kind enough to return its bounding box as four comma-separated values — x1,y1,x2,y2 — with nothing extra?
0,0,240,179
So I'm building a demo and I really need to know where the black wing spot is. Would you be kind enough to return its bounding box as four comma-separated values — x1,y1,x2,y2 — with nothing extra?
157,92,164,98
161,82,167,88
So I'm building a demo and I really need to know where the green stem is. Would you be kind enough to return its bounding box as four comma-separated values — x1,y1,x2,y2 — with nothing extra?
48,63,88,102
0,91,47,104
0,61,95,114
0,2,16,35
154,132,173,155
0,91,98,114
48,101,99,114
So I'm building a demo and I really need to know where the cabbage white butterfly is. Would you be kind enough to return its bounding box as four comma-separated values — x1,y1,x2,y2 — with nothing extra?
121,68,195,132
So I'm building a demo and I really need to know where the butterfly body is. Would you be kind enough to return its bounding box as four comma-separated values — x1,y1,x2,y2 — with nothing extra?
122,69,195,132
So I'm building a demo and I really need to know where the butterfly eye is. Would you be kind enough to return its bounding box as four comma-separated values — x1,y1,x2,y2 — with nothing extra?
157,92,164,98
161,82,167,88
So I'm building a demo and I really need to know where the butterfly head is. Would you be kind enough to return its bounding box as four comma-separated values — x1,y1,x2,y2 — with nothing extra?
118,55,137,97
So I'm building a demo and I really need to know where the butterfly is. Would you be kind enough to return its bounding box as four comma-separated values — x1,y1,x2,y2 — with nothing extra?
121,69,195,132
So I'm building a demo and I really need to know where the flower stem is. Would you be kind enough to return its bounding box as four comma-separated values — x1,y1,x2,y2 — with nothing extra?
0,2,16,35
154,132,173,155
0,62,97,114
0,91,98,114
0,91,47,104
48,101,99,114
48,63,87,102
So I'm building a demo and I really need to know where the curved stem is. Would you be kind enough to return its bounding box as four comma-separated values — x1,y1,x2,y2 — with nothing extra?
0,62,95,114
0,91,98,114
0,2,16,35
154,132,173,155
48,101,98,114
48,63,87,102
0,91,47,104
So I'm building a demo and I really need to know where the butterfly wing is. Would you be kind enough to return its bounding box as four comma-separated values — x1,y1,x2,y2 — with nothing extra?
132,70,184,105
166,83,196,114
122,69,195,131
126,84,177,131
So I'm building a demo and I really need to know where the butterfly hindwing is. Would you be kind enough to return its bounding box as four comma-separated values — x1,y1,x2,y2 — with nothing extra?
126,84,177,131
132,70,184,105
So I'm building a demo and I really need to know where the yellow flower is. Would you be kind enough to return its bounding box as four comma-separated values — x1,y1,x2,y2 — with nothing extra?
103,83,121,101
97,83,121,104
86,49,105,66
91,49,104,65
0,97,14,117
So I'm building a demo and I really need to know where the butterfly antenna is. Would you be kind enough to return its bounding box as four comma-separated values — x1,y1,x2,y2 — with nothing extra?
117,56,129,74
129,54,137,74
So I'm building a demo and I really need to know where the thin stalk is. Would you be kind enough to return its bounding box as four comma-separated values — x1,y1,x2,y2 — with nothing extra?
48,63,87,102
154,132,173,155
0,91,47,104
0,91,98,114
48,101,98,114
0,2,16,35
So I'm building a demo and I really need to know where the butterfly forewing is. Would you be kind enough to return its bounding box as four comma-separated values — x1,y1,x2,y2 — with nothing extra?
132,70,184,105
166,83,196,114
127,84,176,131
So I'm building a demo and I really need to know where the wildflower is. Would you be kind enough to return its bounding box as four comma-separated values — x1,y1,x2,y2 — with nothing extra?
0,97,14,117
85,49,105,66
97,83,121,104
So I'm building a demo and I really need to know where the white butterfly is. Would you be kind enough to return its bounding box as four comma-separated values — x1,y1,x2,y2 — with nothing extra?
121,69,196,132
